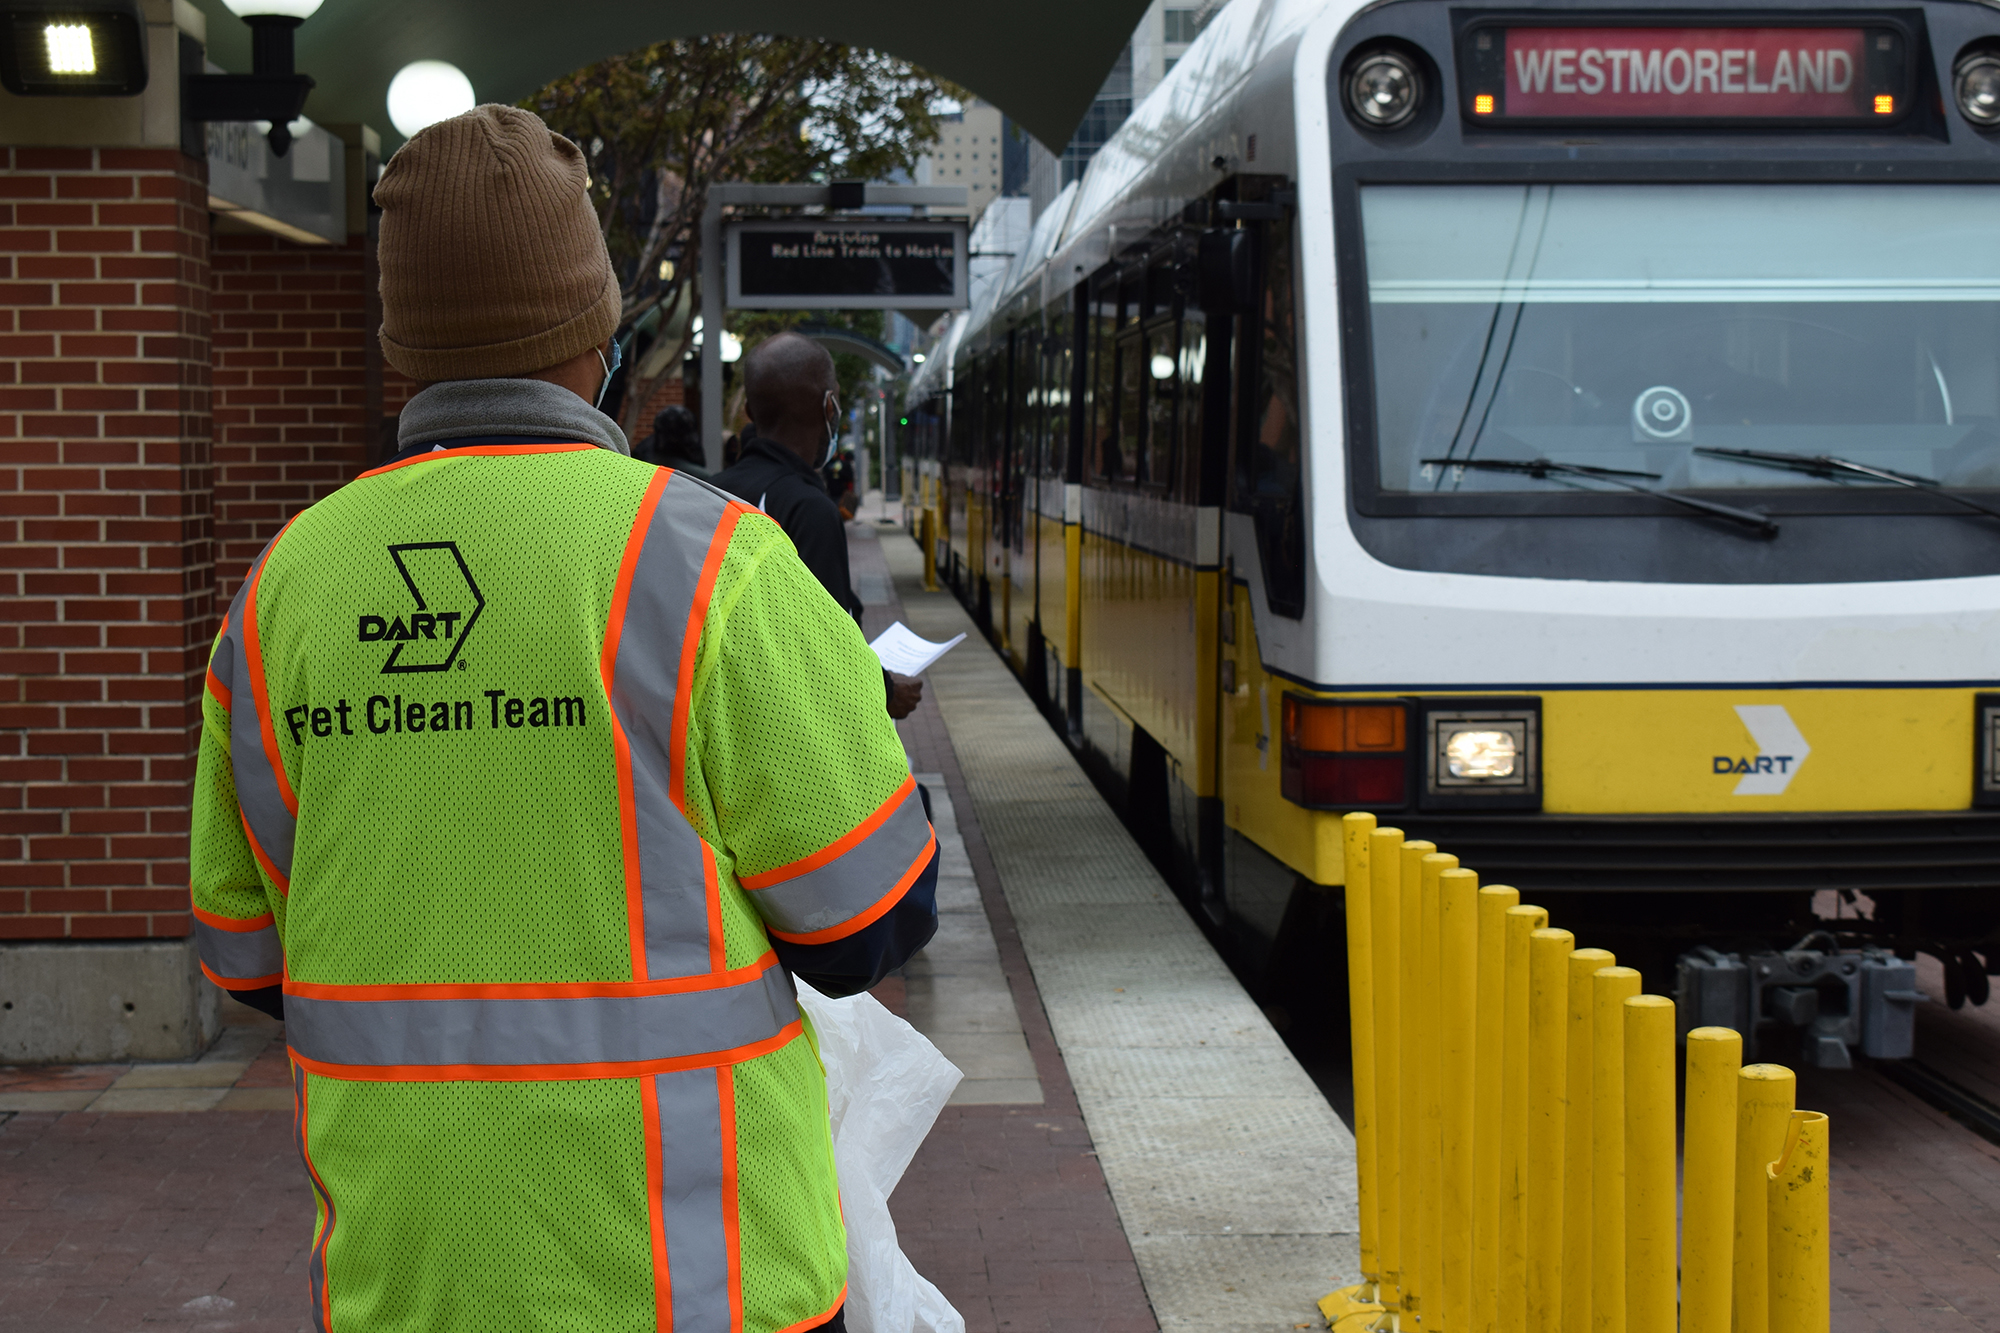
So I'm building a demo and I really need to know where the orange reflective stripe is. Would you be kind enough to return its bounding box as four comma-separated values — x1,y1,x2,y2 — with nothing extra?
740,775,918,889
242,513,302,820
204,665,232,712
287,1020,801,1084
354,441,598,480
668,504,748,815
703,840,727,976
720,1063,744,1333
282,952,779,1003
604,468,672,981
770,1286,849,1333
240,809,291,896
762,833,935,946
191,903,273,932
641,1074,675,1332
294,1065,336,1333
199,958,284,991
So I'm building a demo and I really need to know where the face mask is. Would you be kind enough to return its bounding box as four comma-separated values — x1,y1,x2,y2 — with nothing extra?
819,389,839,468
594,339,622,411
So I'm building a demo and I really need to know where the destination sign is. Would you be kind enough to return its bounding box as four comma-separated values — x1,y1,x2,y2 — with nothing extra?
1459,22,1911,124
727,221,968,310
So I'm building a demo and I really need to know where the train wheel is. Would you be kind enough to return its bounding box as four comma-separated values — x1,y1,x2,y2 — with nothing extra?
1965,951,1991,1007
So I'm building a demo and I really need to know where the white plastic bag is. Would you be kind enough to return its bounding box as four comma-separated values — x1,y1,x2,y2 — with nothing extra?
796,979,966,1333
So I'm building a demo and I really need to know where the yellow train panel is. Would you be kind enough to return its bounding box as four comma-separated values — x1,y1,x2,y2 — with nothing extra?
1081,528,1199,791
1543,689,1974,814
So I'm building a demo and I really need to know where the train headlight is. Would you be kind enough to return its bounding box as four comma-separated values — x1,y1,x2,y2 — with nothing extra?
1955,53,2000,127
1281,697,1410,810
1346,49,1423,131
1444,729,1518,779
1419,699,1541,811
1974,693,2000,806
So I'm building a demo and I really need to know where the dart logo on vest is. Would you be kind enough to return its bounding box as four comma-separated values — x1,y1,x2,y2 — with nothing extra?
357,542,486,674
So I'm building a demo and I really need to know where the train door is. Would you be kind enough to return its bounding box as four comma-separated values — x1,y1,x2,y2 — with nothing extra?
1005,328,1037,673
1215,178,1311,970
1038,308,1074,716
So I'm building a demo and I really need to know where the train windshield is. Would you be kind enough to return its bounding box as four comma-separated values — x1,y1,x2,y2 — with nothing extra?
1362,183,2000,498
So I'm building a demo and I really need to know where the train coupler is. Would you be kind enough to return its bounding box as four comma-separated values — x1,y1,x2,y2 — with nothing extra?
1676,940,1928,1067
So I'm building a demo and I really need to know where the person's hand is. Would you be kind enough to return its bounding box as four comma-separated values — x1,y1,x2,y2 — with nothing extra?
887,673,923,719
838,491,860,520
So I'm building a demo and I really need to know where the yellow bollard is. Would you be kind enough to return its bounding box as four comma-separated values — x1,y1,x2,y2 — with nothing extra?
1438,866,1481,1333
1560,948,1615,1333
1681,1027,1742,1333
1471,884,1518,1333
1341,813,1379,1294
1767,1110,1831,1333
1399,839,1435,1323
1734,1064,1797,1333
1500,903,1547,1333
1590,965,1641,1333
1526,927,1574,1332
1369,826,1406,1309
1622,995,1676,1333
1419,851,1456,1330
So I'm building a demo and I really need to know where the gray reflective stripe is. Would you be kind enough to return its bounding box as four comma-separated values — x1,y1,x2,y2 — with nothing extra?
284,961,797,1070
609,471,738,980
193,916,283,981
747,784,934,937
221,538,296,880
653,1067,733,1332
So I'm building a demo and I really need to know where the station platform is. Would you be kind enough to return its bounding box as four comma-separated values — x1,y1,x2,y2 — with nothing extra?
7,508,2000,1332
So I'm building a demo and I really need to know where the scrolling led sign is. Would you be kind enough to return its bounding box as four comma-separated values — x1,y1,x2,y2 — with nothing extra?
1459,22,1912,124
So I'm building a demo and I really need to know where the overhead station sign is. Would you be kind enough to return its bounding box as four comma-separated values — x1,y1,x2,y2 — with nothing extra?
1459,20,1913,125
726,220,969,310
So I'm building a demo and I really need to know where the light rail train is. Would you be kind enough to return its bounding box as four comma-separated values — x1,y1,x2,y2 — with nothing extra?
900,0,2000,1068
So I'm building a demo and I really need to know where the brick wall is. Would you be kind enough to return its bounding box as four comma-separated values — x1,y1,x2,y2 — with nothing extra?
0,147,214,942
210,233,374,603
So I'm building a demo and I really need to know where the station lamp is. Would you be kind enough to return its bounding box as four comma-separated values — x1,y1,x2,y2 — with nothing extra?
1,0,149,97
181,0,323,157
386,58,474,138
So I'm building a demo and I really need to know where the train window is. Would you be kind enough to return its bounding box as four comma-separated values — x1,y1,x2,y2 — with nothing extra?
1115,330,1145,484
1236,222,1306,618
1011,333,1037,550
1143,319,1179,490
1090,279,1120,479
950,372,974,468
1043,311,1072,478
1179,311,1207,504
1361,183,2000,499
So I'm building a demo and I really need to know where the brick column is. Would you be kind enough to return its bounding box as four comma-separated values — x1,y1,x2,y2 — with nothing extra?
0,146,214,944
210,233,375,601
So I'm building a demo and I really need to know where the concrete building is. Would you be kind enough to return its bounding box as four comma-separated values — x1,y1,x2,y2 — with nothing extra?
1131,0,1225,102
915,98,1007,227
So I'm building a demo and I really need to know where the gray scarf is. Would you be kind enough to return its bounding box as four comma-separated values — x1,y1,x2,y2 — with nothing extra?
397,378,632,455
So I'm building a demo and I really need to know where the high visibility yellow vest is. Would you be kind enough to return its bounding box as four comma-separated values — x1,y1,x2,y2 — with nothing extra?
190,442,932,1333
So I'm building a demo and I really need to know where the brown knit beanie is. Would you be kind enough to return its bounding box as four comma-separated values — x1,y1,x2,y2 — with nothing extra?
375,104,619,381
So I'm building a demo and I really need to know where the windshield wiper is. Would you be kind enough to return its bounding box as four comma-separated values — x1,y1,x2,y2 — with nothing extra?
1693,446,2000,523
1423,457,1780,538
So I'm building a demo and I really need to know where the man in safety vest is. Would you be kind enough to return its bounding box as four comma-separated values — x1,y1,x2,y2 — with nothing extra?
189,105,939,1333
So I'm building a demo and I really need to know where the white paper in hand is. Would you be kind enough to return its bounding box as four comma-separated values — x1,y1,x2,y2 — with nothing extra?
868,622,965,677
796,980,966,1333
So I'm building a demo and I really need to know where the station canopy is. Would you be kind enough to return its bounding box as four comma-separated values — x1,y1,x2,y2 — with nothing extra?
184,0,1152,154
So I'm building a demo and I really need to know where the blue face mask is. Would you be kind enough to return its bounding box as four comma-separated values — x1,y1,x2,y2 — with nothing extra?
594,339,623,411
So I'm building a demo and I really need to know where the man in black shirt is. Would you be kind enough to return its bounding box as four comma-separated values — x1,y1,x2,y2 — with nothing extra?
712,332,922,719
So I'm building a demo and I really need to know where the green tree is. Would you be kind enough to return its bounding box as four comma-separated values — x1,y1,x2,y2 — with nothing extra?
521,37,960,437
